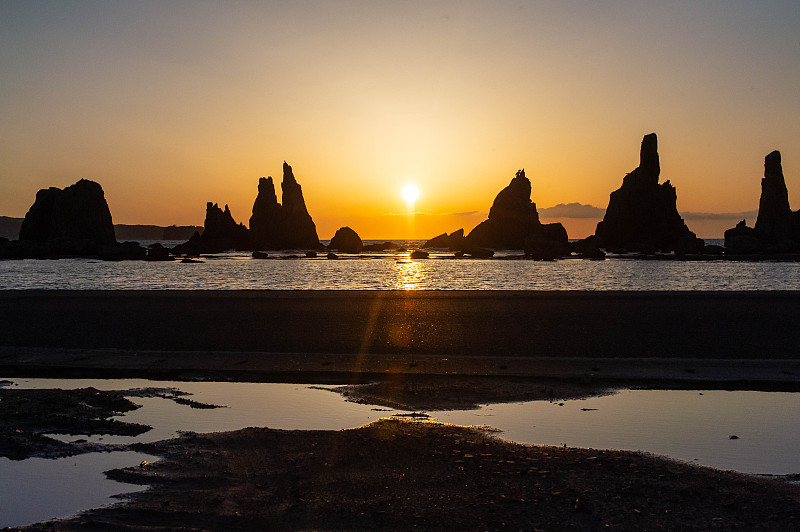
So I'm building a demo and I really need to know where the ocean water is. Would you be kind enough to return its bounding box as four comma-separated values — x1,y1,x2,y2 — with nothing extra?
1,240,800,290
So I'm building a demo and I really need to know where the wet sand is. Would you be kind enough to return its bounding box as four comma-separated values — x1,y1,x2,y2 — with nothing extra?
22,418,800,531
2,290,800,365
6,290,800,529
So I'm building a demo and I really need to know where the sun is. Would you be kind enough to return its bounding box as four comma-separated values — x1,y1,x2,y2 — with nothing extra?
402,183,420,205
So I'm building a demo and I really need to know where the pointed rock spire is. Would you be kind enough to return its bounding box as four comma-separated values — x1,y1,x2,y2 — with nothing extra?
595,133,700,252
754,150,793,244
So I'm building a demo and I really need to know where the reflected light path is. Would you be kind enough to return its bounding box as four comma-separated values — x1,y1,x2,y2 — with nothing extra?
393,259,428,290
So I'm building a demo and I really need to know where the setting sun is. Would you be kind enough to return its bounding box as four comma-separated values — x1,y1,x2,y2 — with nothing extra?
402,184,420,205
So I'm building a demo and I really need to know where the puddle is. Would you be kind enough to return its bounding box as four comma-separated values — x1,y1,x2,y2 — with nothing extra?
4,378,800,527
0,450,157,527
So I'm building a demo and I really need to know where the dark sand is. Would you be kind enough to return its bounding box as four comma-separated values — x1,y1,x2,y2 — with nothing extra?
2,290,800,358
22,419,800,531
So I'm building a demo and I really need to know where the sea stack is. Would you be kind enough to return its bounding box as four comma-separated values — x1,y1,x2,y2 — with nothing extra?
724,150,800,252
754,151,796,245
249,176,282,249
466,169,568,251
198,202,249,253
594,133,701,253
249,162,321,250
19,179,116,246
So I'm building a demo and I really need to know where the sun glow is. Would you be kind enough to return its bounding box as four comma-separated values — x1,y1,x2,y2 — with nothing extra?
402,184,420,205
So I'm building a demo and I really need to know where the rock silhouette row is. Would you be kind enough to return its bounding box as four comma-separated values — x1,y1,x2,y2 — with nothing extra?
2,136,798,260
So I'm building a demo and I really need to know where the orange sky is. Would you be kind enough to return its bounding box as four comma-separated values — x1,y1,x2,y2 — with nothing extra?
1,2,798,239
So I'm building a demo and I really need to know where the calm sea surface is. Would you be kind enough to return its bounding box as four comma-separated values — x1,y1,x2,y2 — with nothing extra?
2,239,800,290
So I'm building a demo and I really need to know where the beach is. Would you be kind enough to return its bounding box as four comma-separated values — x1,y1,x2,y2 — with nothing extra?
5,290,800,530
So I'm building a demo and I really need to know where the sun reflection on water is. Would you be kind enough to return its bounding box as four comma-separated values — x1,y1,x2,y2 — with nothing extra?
393,258,428,290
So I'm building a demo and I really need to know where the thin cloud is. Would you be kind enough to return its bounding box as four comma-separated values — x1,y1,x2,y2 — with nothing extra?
680,210,758,220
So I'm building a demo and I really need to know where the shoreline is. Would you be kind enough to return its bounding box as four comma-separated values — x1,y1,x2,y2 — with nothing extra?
4,346,800,387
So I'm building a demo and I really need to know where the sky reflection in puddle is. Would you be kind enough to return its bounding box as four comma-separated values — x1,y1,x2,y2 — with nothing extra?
3,378,800,527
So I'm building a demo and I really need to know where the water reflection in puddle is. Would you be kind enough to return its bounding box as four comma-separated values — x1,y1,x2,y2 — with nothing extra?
3,378,800,527
0,450,157,527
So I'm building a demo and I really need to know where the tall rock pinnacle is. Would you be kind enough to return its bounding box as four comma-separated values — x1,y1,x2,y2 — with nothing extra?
248,162,321,250
754,150,793,244
595,133,700,252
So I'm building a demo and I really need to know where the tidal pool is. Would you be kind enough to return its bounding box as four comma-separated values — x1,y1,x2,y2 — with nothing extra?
3,377,800,527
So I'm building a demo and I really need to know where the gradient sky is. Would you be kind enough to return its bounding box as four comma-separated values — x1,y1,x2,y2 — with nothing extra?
2,1,798,238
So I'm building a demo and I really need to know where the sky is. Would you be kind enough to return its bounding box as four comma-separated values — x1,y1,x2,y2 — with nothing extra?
1,1,798,239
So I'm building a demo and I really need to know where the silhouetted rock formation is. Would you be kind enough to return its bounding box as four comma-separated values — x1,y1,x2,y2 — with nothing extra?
0,216,22,240
594,133,702,253
724,220,761,253
249,176,282,249
362,241,399,252
423,229,464,249
200,203,249,253
465,170,568,252
724,151,800,253
19,179,116,246
249,162,321,250
329,226,363,253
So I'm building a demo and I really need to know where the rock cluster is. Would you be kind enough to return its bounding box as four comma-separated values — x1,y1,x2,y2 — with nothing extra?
594,133,702,253
724,151,800,253
174,161,322,255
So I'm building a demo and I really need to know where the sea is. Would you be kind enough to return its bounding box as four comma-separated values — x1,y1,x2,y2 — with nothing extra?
1,239,800,290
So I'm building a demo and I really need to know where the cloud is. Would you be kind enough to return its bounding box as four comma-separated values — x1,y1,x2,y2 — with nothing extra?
537,203,758,222
538,203,605,219
680,211,758,220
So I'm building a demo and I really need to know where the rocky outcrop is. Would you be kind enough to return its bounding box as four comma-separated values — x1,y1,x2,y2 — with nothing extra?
329,227,363,253
0,179,171,260
362,241,399,252
173,202,250,255
203,203,249,253
594,133,702,252
423,229,464,249
249,162,321,250
19,179,116,246
465,170,568,251
724,151,800,252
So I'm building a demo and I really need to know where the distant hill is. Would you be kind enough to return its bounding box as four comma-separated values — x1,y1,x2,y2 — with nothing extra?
0,217,202,241
114,224,203,241
0,216,23,239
